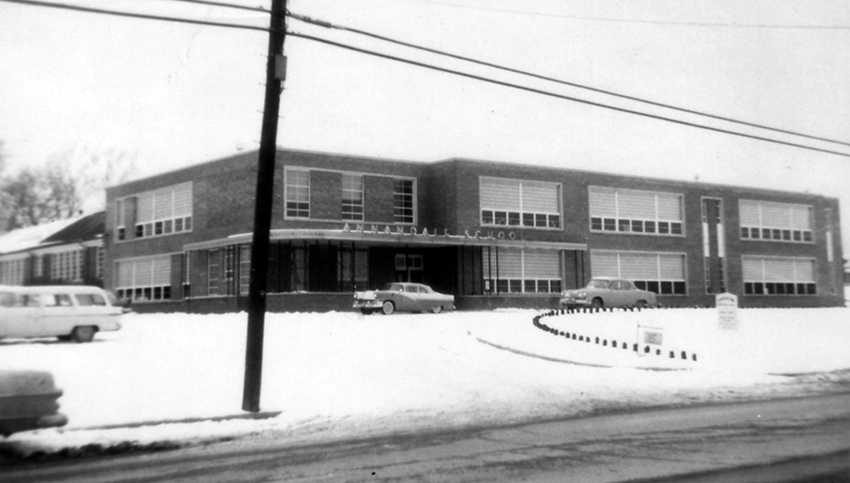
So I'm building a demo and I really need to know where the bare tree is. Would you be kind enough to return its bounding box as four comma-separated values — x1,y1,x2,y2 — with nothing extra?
0,145,136,231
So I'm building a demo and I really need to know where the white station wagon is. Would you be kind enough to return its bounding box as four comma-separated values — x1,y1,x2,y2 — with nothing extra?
0,285,126,343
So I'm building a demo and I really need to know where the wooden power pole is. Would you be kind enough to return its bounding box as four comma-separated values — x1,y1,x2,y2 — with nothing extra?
243,0,287,413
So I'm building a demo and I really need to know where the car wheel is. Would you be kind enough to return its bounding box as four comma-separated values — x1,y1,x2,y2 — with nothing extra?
431,305,442,314
71,326,96,343
636,300,648,309
590,298,603,309
381,301,395,315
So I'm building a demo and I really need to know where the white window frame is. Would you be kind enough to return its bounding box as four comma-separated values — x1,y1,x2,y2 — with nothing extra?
479,177,562,230
742,255,817,296
284,168,311,219
393,178,416,225
114,255,173,302
342,174,364,221
120,182,193,241
589,186,685,237
590,249,688,295
739,199,813,244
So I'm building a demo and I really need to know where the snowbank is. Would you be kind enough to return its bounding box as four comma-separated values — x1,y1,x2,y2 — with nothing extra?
1,307,849,455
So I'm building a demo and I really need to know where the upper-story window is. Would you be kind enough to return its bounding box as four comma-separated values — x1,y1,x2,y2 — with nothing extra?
128,182,193,239
394,179,415,224
115,198,126,241
342,174,364,221
589,186,684,236
480,177,561,229
285,169,310,219
739,200,812,243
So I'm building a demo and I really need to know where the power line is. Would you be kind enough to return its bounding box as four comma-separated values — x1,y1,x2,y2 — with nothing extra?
409,0,850,31
168,0,268,14
0,0,272,32
289,12,850,148
287,30,850,159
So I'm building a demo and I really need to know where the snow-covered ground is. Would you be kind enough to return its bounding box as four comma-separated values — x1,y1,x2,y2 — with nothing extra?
1,305,849,456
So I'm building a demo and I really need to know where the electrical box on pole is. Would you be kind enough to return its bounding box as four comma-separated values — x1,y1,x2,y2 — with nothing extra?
242,0,287,413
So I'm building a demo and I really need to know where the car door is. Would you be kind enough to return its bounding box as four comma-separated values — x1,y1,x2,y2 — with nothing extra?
620,280,640,306
41,292,77,337
10,293,46,338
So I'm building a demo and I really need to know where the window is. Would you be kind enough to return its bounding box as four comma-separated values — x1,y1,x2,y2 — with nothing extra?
208,249,221,295
96,247,105,280
589,187,684,236
480,178,561,229
394,179,415,224
183,252,192,298
115,198,126,241
33,255,44,278
75,293,106,306
342,174,364,221
51,250,83,282
592,251,687,295
128,182,193,240
483,249,562,293
743,257,816,296
285,169,310,218
739,200,812,243
239,245,251,295
115,256,172,301
0,258,26,285
338,246,368,292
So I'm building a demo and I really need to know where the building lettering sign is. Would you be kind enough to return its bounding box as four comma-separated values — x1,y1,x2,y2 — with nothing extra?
342,223,518,240
716,293,739,330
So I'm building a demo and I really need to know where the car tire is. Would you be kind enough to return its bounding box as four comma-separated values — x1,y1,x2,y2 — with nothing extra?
636,300,648,309
382,301,395,315
431,305,442,314
71,326,96,343
590,298,603,309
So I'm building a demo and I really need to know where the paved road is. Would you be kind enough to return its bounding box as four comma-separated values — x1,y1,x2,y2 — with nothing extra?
4,392,850,483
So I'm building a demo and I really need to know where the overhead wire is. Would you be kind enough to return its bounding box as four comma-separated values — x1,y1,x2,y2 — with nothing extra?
0,0,273,32
408,0,850,31
286,30,850,159
168,0,268,14
289,12,850,148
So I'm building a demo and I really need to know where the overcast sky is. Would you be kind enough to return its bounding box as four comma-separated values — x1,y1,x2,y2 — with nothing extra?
1,0,849,249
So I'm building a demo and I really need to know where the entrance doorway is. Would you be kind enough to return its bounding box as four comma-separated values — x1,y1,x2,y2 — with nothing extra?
395,253,423,283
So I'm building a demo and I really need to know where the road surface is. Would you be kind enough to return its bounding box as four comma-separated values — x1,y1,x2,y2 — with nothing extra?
3,392,850,482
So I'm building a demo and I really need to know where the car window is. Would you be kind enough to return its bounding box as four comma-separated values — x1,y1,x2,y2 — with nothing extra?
75,293,107,306
43,294,73,307
587,280,609,289
610,281,622,290
23,294,42,307
621,280,634,290
0,291,22,307
406,286,418,293
418,286,431,293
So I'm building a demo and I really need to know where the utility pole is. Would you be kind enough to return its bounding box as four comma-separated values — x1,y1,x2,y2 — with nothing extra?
243,0,287,413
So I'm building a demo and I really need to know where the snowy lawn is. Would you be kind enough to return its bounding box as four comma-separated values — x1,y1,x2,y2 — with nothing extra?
1,307,849,455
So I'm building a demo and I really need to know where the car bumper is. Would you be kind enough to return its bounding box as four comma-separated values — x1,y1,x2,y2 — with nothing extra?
559,298,591,308
353,299,383,310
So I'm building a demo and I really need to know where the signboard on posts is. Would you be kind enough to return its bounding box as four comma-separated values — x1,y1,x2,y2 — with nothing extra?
716,293,739,330
636,325,664,356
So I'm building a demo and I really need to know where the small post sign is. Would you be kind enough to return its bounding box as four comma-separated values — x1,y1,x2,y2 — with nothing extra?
636,325,664,356
716,293,739,330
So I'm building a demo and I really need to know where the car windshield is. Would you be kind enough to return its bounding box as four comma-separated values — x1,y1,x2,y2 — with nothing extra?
382,283,404,292
586,279,610,289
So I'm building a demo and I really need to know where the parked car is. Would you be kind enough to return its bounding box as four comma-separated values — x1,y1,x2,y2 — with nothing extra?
0,370,68,437
560,277,657,309
0,285,127,343
354,282,455,315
